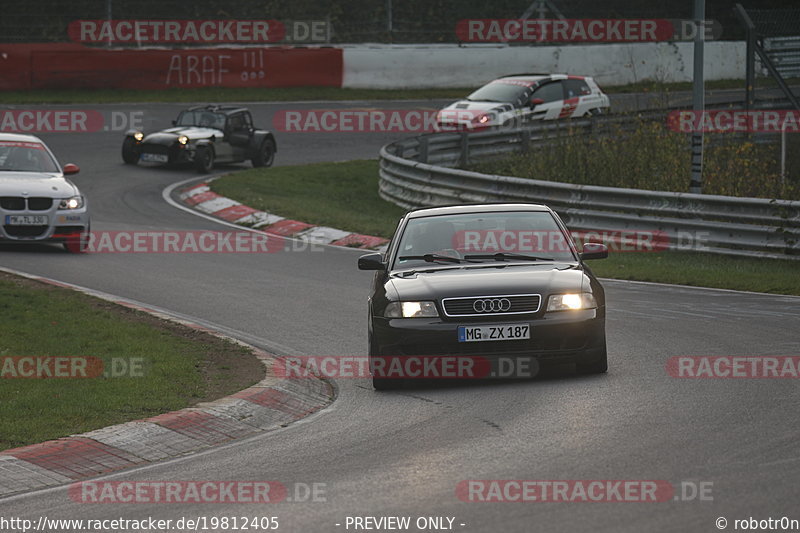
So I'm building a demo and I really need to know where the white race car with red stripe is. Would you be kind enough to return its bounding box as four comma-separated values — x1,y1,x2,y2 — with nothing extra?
437,74,610,129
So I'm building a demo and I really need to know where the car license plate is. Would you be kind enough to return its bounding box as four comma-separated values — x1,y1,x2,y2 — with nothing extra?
5,215,48,225
141,153,168,163
458,324,530,342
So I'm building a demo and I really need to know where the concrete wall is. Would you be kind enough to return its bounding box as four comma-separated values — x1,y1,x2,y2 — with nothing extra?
342,42,746,88
0,41,745,91
0,43,343,90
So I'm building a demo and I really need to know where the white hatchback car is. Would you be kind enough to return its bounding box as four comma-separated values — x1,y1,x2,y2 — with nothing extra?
437,74,610,130
0,133,90,253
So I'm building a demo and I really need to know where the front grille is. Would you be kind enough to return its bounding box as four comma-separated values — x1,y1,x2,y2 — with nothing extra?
27,197,53,210
0,197,25,210
0,197,53,210
4,225,48,237
442,294,541,317
141,144,170,155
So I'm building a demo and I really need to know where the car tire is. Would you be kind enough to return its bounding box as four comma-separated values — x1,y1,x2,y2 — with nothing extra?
372,376,403,390
122,137,139,165
576,345,608,374
195,146,214,173
584,108,603,118
500,117,519,129
63,225,90,254
369,337,403,390
251,138,275,168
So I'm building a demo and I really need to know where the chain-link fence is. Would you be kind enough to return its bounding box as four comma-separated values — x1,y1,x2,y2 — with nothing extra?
2,0,798,45
747,8,800,38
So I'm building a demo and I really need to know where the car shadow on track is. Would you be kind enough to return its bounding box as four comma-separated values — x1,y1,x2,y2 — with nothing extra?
0,243,68,254
374,363,608,392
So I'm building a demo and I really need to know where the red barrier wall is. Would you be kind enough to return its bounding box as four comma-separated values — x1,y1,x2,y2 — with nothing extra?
0,43,342,90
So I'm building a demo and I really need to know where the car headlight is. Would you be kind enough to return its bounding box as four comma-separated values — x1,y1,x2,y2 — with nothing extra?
58,196,84,210
133,131,144,142
546,293,597,312
474,114,491,124
177,135,189,145
385,301,439,318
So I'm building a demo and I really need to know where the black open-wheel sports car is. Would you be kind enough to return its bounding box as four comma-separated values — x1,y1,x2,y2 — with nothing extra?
122,104,277,173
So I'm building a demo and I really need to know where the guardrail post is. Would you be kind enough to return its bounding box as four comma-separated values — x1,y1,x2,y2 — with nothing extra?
459,132,469,167
520,127,530,151
418,136,429,164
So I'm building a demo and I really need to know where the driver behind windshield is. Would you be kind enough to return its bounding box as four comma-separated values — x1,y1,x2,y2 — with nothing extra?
0,144,59,173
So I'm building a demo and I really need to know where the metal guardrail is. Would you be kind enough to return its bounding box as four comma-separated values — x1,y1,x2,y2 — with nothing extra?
764,36,800,79
378,112,800,260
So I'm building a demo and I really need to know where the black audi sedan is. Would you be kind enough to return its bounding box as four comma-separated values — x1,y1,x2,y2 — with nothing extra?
358,204,608,390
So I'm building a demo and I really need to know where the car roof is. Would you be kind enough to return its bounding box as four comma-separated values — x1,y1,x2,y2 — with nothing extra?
0,132,45,143
495,74,588,84
184,104,249,116
406,203,553,219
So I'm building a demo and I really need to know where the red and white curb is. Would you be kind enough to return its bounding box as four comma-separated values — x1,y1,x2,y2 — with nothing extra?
179,182,389,251
0,267,334,499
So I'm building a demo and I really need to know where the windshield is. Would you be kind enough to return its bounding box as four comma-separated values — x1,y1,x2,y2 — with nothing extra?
0,141,60,173
175,111,226,130
393,211,577,269
467,81,531,103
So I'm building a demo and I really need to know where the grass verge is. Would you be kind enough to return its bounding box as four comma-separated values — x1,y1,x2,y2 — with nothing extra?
469,119,800,200
2,78,797,104
210,159,800,296
0,272,263,451
588,251,800,295
212,159,407,238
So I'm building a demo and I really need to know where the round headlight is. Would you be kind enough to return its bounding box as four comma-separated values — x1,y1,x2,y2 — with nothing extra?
178,135,189,145
133,132,144,142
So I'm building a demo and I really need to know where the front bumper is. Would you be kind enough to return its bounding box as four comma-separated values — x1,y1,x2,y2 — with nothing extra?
137,142,193,164
0,206,90,243
371,309,605,366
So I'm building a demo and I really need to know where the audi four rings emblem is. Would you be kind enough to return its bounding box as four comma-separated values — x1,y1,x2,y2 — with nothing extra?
473,298,512,313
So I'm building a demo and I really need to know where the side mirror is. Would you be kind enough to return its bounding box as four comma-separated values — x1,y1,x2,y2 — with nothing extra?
358,252,386,270
580,242,608,260
62,163,80,175
530,97,544,108
171,120,177,126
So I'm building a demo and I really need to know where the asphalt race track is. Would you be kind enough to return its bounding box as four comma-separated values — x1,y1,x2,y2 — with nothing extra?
1,99,799,532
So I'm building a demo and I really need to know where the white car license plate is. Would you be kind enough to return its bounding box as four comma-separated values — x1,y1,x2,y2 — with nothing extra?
141,153,168,163
5,215,49,225
458,324,530,342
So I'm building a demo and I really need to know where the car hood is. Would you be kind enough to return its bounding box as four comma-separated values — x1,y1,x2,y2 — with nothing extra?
438,100,514,121
387,263,586,301
0,172,78,197
144,127,222,144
